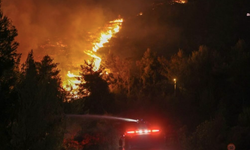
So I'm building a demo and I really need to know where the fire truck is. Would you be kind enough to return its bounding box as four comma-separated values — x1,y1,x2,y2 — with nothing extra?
119,119,166,149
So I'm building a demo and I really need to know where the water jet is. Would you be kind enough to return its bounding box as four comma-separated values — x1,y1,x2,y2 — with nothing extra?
66,114,139,123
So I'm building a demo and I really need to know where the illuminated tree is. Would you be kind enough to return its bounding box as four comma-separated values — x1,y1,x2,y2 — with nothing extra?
137,48,162,87
104,53,132,96
166,49,187,90
136,48,168,97
166,46,228,130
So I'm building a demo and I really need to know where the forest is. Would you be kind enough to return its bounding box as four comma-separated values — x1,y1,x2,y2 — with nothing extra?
1,0,250,150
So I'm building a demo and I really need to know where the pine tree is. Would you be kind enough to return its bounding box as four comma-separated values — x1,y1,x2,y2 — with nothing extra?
13,52,64,149
78,60,115,114
0,4,20,149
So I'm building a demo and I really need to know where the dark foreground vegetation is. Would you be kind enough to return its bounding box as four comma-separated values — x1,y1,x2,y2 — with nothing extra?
1,0,250,150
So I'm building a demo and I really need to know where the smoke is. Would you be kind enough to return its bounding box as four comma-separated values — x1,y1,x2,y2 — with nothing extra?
1,0,145,59
2,0,181,77
2,0,112,74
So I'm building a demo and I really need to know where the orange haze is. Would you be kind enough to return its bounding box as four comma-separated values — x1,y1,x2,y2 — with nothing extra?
2,0,123,89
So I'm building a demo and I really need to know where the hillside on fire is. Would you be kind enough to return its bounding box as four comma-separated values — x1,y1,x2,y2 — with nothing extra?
1,0,250,150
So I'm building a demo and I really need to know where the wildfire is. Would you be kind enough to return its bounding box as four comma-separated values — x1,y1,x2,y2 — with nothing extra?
63,18,123,97
85,18,123,71
174,0,187,4
63,71,81,97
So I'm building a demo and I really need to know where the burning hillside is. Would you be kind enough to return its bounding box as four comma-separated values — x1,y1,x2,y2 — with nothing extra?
2,0,187,96
2,0,124,96
30,17,123,97
63,18,123,96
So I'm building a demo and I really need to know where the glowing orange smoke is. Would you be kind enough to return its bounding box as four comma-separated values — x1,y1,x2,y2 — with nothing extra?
62,18,123,97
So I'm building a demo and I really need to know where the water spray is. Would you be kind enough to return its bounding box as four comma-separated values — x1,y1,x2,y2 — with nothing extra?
66,114,139,123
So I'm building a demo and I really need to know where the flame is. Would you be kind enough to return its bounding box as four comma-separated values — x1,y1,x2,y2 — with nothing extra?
86,18,123,71
84,51,102,71
67,71,81,78
63,18,123,97
174,0,187,4
63,71,81,92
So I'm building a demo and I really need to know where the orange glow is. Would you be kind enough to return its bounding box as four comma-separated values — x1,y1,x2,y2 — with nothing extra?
63,18,123,97
63,71,81,98
85,18,123,71
67,71,81,78
174,0,187,4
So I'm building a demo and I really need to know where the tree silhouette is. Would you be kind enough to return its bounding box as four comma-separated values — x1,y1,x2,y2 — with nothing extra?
78,60,115,114
13,52,64,149
36,55,64,149
0,6,20,149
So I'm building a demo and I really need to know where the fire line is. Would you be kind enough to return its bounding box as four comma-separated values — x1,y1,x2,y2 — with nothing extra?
62,18,123,98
